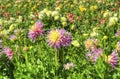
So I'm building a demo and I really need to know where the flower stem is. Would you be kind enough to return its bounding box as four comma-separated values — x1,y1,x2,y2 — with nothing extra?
55,49,59,78
55,49,59,67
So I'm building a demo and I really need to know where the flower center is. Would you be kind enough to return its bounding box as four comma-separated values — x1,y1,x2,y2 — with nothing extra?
49,30,61,42
107,55,112,63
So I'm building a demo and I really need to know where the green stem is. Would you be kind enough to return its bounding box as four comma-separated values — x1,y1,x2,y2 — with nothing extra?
55,49,59,67
55,49,59,78
25,52,28,67
62,50,64,64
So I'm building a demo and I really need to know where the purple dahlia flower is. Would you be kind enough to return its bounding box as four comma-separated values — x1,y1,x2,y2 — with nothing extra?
47,29,71,49
86,47,103,62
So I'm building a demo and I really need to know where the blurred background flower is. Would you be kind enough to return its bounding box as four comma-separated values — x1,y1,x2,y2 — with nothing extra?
71,40,80,47
85,39,99,50
116,42,120,52
108,16,118,27
90,5,98,11
4,47,13,59
115,29,120,36
10,35,17,41
64,62,75,70
28,21,44,40
86,47,103,62
79,5,86,12
103,10,112,18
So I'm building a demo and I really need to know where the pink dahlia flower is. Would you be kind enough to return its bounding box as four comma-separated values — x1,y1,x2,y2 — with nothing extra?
4,47,13,59
10,35,17,41
28,21,44,40
108,51,119,68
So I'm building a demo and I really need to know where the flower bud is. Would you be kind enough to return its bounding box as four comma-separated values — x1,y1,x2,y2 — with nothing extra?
51,11,59,17
46,11,51,17
70,24,75,30
71,40,80,47
103,35,108,40
61,17,67,22
23,46,29,52
54,15,59,20
103,10,112,18
62,22,67,27
9,24,16,32
83,33,88,37
108,17,118,26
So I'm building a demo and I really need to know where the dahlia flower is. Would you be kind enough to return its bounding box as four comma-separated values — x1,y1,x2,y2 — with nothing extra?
47,29,71,49
115,29,120,36
116,42,120,52
85,39,99,50
10,35,17,41
4,47,13,59
86,47,102,62
108,51,119,68
103,10,112,18
28,21,44,40
108,16,118,26
67,13,75,23
64,62,75,70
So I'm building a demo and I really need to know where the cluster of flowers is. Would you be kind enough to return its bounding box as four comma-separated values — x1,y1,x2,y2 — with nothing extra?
86,47,103,62
37,8,68,27
79,5,98,12
85,39,102,62
85,38,119,68
2,20,72,60
28,21,72,49
103,10,118,27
